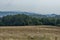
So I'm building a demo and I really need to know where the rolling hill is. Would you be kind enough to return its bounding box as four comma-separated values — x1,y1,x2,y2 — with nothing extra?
0,11,60,18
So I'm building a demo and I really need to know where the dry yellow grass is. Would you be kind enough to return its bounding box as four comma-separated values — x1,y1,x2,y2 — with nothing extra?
0,25,60,40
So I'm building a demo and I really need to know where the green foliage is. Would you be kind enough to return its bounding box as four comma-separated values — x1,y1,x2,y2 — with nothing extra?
0,14,60,26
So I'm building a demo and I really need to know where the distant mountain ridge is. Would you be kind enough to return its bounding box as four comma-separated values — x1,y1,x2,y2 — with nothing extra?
0,11,60,18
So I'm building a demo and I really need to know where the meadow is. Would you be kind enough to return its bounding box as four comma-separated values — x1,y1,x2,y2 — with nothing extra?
0,25,60,40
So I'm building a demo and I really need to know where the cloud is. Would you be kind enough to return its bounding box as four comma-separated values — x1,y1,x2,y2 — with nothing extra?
0,0,60,14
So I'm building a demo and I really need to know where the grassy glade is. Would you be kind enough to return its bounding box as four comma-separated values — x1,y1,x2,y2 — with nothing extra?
0,26,60,40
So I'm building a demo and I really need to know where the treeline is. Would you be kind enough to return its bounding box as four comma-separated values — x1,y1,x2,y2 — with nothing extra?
0,14,60,26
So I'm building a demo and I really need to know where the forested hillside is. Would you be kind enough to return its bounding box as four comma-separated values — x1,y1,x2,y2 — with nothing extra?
0,14,60,26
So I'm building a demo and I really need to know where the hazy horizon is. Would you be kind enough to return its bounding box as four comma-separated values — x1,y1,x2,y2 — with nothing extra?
0,0,60,14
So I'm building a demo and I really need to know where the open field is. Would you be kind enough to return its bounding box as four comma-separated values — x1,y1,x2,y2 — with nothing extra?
0,25,60,40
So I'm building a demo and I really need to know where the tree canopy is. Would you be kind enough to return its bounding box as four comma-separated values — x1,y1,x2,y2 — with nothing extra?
0,14,60,26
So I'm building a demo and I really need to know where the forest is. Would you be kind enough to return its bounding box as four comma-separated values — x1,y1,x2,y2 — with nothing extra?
0,14,60,26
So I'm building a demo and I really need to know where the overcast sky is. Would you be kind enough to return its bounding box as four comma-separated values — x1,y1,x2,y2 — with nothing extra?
0,0,60,14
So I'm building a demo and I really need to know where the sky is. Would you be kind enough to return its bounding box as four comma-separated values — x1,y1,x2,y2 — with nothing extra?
0,0,60,14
